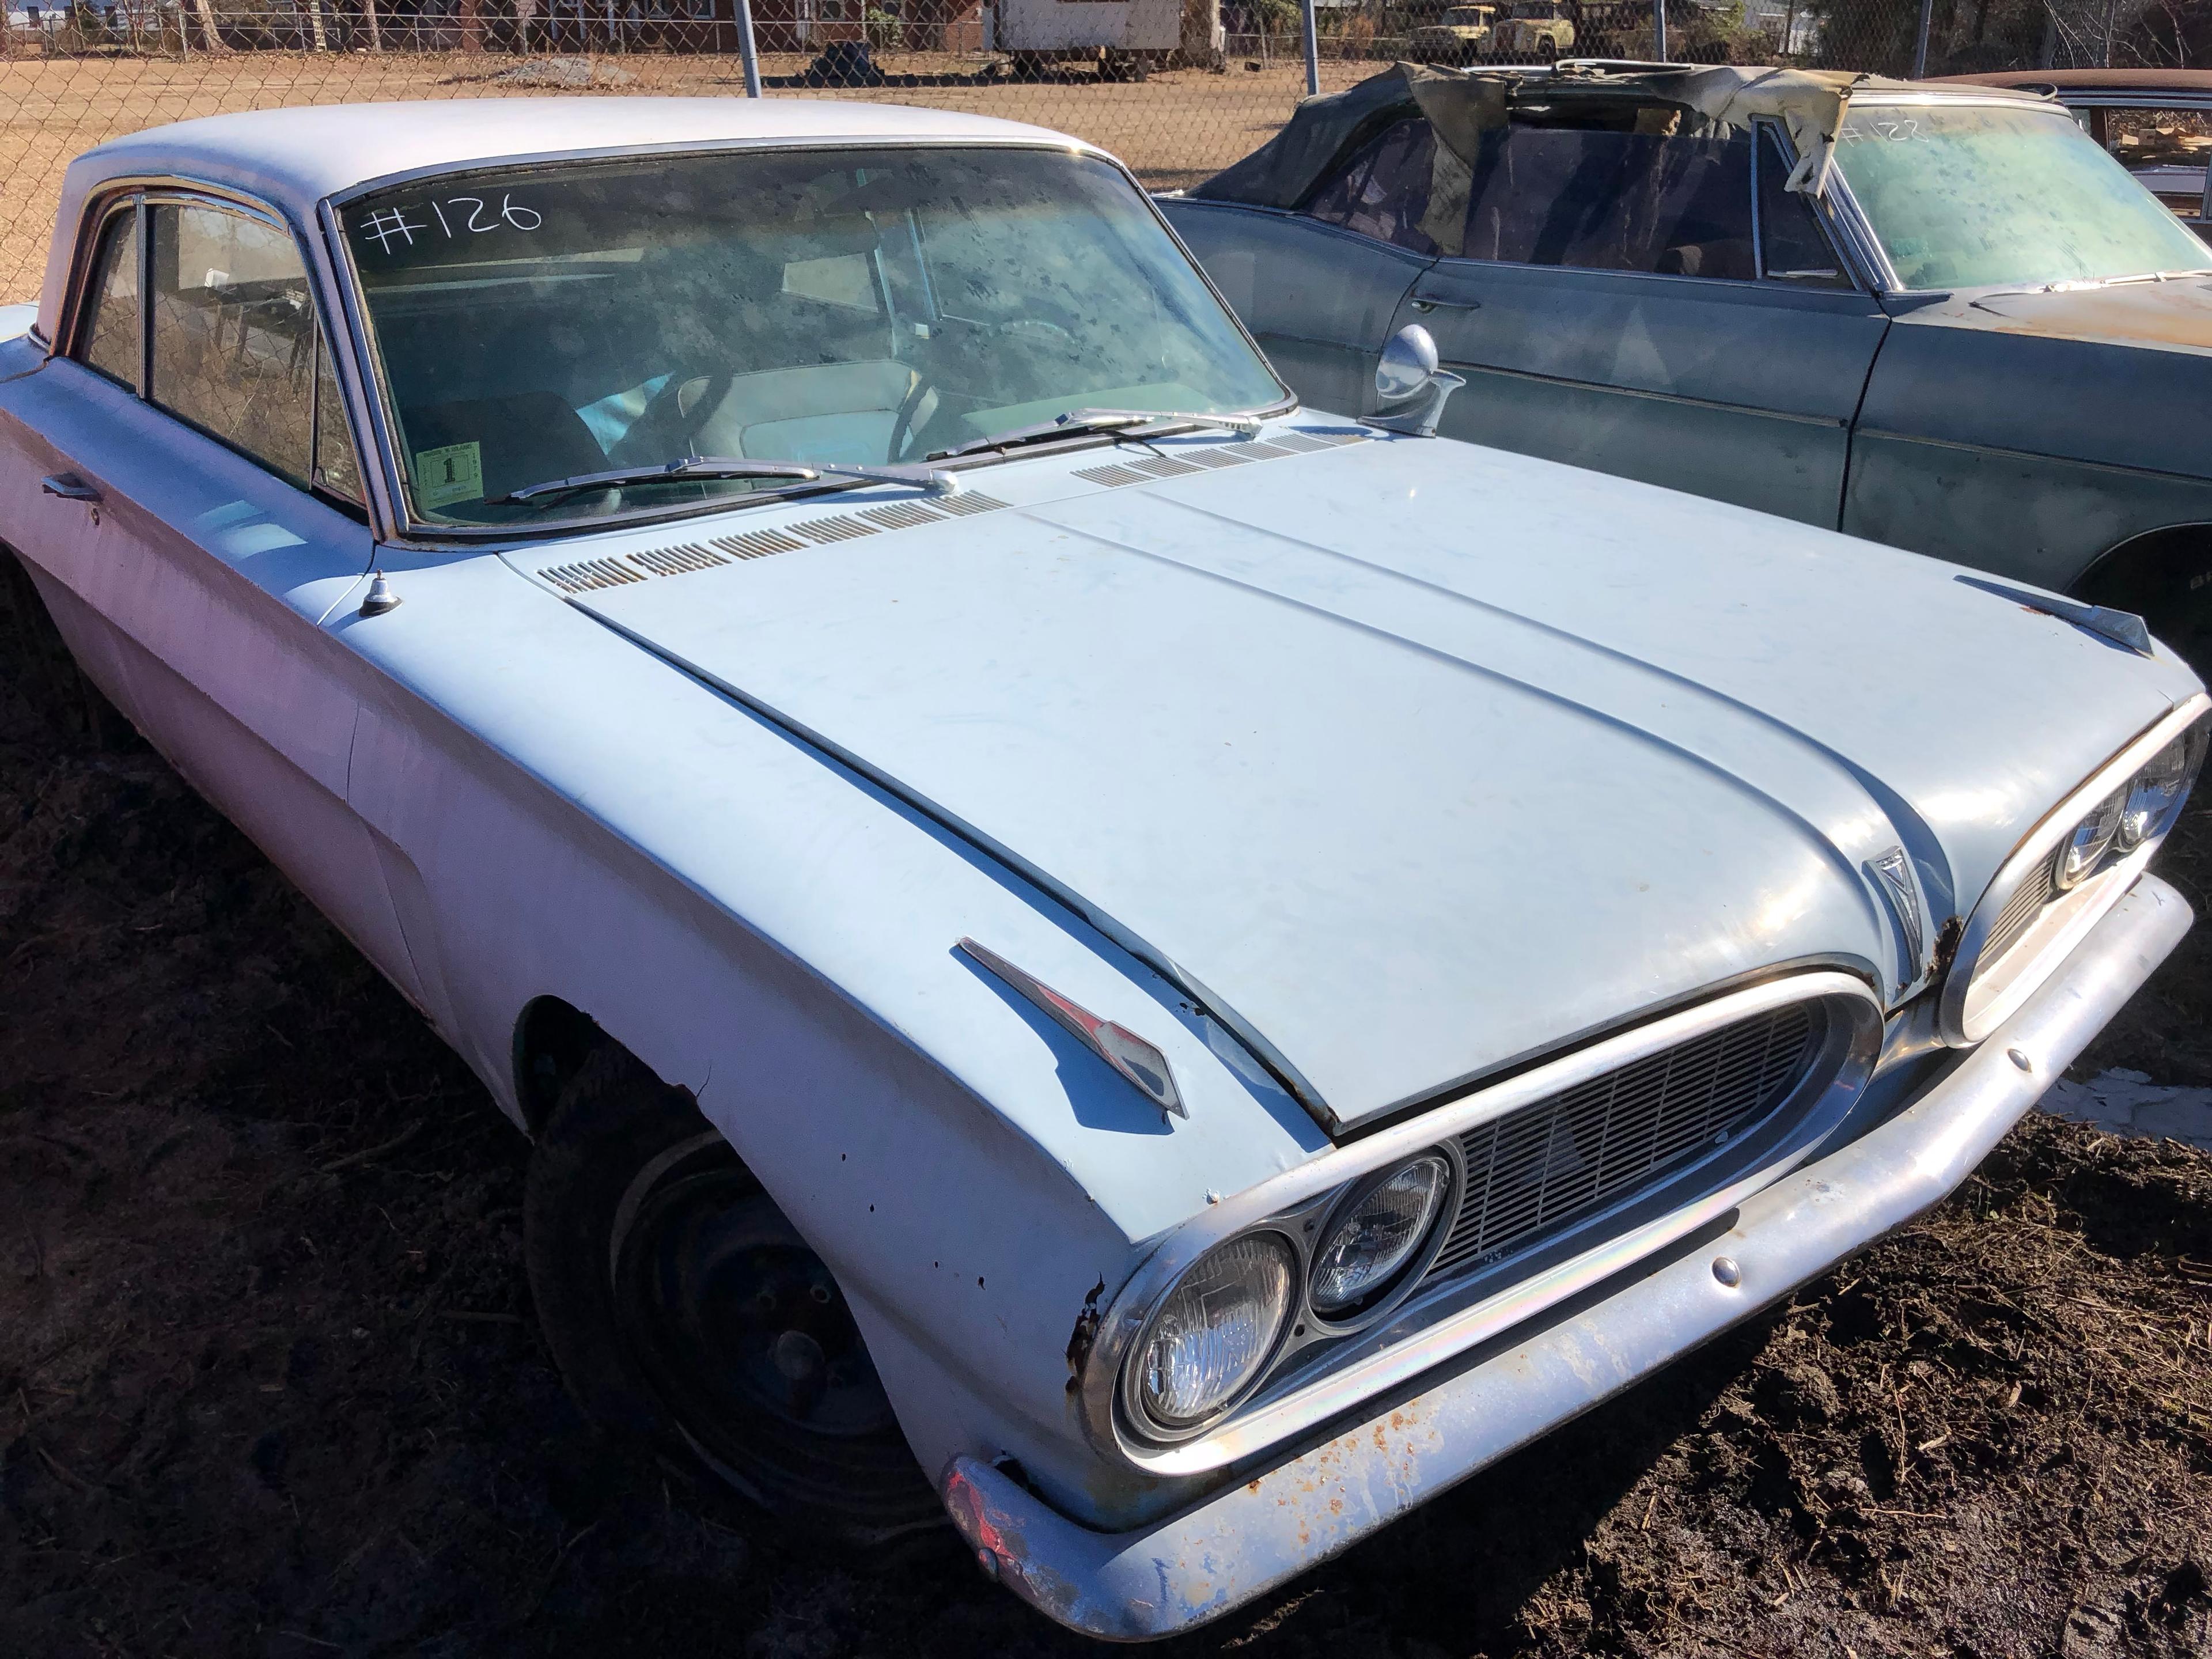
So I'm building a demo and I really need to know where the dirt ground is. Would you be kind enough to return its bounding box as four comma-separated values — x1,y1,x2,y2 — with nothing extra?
2,534,2212,1659
0,50,1360,305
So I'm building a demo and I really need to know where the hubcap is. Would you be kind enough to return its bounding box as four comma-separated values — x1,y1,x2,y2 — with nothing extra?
619,1163,898,1441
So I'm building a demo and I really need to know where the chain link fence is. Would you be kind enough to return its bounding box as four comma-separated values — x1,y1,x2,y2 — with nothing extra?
4,0,2205,302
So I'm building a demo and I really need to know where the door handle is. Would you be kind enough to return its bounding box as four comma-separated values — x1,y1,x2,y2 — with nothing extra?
1409,295,1482,313
41,472,101,502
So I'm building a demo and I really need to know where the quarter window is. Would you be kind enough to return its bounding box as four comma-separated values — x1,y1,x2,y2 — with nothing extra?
313,342,365,506
77,206,142,391
1756,130,1850,286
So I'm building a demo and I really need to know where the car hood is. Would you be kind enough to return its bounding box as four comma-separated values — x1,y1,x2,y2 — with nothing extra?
1896,274,2212,354
514,427,2196,1131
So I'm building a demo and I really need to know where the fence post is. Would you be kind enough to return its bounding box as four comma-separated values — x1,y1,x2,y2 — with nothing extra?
1299,0,1318,97
1653,0,1666,59
736,0,762,94
1911,0,1933,75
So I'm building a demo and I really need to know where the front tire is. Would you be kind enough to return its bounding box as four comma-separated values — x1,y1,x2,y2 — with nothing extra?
525,1047,940,1535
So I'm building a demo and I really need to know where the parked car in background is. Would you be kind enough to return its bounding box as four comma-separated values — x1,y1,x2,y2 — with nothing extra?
1407,3,1497,64
3,97,2206,1639
1163,62,2212,668
1937,68,2212,241
1494,0,1574,58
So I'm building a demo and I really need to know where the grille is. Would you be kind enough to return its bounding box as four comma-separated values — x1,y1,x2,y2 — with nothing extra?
1425,1002,1821,1283
1983,862,2057,968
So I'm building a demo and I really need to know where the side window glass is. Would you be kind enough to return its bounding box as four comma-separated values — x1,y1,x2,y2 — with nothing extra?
2101,105,2212,216
313,339,366,507
1303,118,1442,255
149,203,315,487
1461,124,1755,280
78,207,141,391
1758,131,1851,286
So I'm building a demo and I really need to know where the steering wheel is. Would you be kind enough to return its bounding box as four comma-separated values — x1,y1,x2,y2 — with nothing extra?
887,372,944,463
614,369,730,468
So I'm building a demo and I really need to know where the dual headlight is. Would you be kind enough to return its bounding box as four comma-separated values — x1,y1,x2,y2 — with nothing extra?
1131,1151,1455,1433
2052,725,2207,892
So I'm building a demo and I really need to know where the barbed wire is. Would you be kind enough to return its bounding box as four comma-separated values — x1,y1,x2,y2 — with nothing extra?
2,0,2197,302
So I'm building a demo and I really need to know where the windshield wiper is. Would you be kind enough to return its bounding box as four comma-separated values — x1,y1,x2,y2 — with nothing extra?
932,407,1268,461
490,454,960,507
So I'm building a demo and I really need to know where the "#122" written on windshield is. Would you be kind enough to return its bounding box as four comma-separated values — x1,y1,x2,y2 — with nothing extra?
358,195,544,255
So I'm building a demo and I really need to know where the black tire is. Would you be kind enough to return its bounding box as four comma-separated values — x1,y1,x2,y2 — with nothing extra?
525,1046,940,1536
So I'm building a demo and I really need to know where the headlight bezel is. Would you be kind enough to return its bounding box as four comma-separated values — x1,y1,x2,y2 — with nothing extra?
1943,697,2208,1046
1116,1147,1462,1444
1305,1149,1462,1327
1123,1229,1301,1435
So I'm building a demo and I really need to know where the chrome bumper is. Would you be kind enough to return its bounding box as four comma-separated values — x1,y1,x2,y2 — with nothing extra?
942,873,2192,1642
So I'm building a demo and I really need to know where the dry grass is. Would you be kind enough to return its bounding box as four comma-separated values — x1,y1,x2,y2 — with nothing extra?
0,50,1368,304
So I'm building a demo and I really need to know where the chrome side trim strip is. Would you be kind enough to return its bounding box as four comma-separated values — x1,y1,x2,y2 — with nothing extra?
1942,692,2208,1044
1073,970,1884,1476
948,873,2193,1642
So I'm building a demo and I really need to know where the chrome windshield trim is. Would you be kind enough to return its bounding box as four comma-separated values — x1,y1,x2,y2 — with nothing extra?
1942,691,2210,1045
1074,970,1884,1476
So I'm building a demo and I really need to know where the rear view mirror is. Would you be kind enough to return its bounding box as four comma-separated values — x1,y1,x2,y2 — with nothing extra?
1371,324,1464,438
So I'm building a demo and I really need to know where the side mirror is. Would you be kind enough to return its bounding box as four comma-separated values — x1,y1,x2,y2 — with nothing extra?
1370,324,1465,438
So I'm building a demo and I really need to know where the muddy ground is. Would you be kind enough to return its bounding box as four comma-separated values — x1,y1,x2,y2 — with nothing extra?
2,546,2211,1659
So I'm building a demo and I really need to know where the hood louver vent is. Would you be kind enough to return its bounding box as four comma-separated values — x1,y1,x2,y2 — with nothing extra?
630,541,729,578
540,556,649,594
528,427,1354,599
793,514,875,544
1074,464,1149,488
861,502,947,530
934,492,1009,517
713,527,808,560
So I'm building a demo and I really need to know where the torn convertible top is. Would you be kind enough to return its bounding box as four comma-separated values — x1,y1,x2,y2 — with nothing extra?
1192,61,1888,215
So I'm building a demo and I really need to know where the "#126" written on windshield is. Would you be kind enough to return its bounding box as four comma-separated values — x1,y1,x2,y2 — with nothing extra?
357,195,543,255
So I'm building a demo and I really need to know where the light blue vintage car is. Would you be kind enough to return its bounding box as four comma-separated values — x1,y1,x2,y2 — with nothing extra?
0,98,2204,1640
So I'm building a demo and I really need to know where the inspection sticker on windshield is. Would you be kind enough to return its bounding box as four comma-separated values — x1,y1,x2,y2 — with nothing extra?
416,442,483,508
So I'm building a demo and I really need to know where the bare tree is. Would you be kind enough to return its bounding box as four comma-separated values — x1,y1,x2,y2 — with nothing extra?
192,0,231,50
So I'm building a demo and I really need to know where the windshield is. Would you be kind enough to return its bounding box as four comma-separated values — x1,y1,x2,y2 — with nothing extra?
340,146,1286,527
1832,102,2212,290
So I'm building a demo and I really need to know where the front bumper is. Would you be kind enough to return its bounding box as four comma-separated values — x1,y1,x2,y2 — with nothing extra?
942,873,2191,1641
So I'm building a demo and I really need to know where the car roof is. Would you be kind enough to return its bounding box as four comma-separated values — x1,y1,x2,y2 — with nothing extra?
1933,67,2212,96
38,96,1096,343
